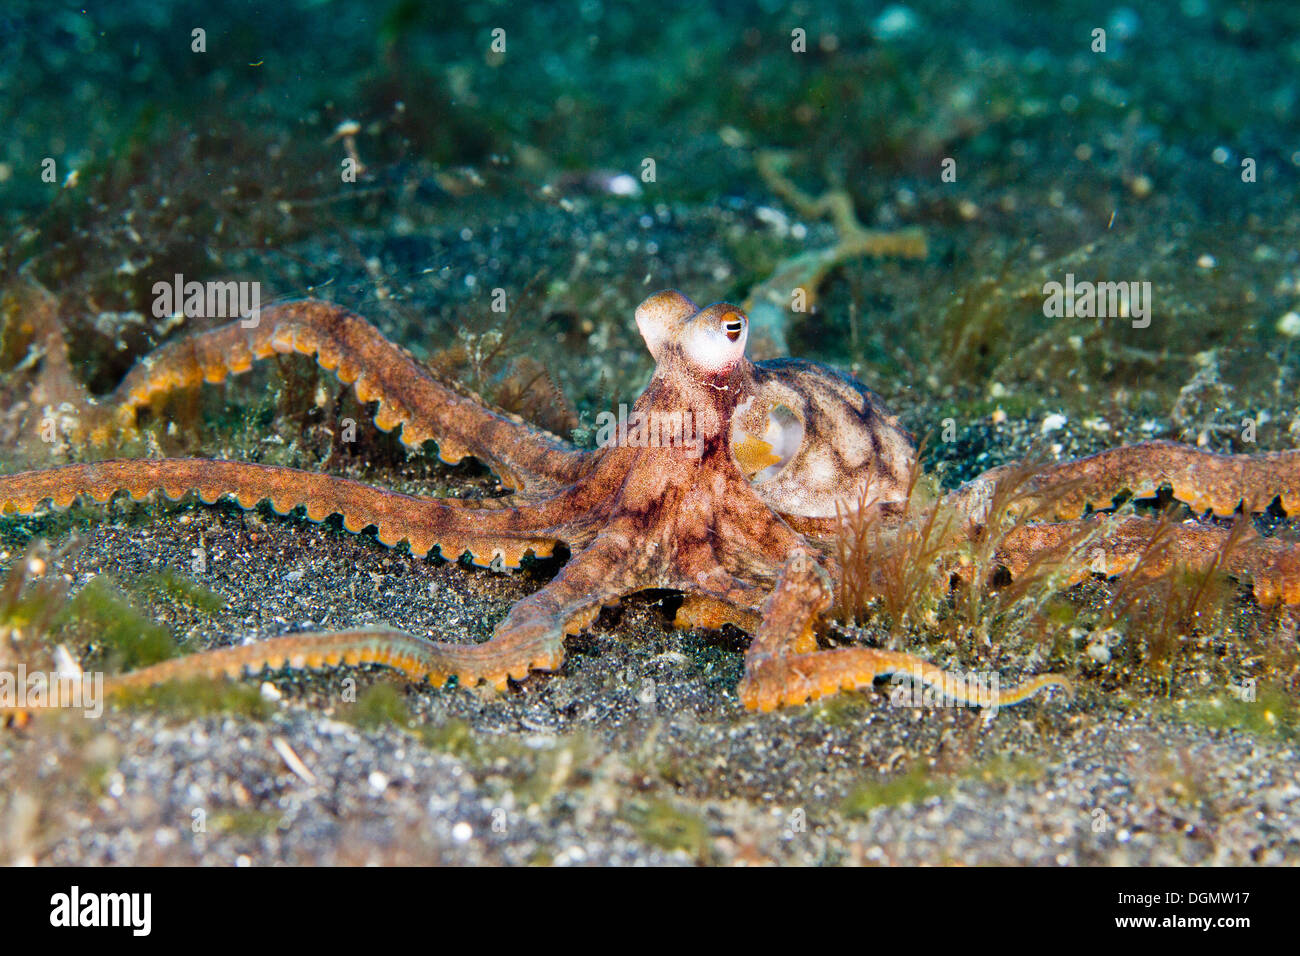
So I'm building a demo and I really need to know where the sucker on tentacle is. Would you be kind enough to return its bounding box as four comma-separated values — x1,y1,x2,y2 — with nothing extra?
956,441,1300,521
0,458,567,567
67,300,594,493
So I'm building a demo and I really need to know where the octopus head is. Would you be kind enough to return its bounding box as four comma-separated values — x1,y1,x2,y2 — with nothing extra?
634,290,916,517
635,290,748,377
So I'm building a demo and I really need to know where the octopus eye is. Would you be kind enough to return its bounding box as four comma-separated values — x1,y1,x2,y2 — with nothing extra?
722,314,745,342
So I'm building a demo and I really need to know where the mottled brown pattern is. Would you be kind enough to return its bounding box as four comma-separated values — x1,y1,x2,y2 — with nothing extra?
4,289,1298,712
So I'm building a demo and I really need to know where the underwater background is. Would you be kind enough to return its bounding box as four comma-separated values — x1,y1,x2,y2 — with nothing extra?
1,0,1299,865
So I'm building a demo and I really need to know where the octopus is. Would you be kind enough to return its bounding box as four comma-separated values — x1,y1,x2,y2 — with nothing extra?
3,289,1300,715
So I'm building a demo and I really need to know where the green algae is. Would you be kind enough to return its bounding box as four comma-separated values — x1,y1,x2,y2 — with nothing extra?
0,555,72,639
135,569,226,614
1177,683,1299,741
56,576,178,671
842,754,1044,817
841,765,950,816
621,798,714,862
109,678,273,721
342,682,417,732
340,685,481,761
809,691,877,727
208,809,284,837
418,717,482,761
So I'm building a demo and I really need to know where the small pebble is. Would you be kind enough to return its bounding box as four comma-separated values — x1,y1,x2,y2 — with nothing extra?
1041,412,1068,434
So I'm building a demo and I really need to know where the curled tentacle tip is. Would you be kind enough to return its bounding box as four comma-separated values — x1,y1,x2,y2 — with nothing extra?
1048,674,1076,701
1009,672,1074,706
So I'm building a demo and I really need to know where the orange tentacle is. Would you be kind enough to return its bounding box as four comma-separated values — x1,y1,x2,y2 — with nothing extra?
95,300,594,491
738,550,1070,711
0,459,568,566
998,441,1300,519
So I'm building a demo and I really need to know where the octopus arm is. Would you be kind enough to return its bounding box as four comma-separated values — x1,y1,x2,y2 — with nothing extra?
0,458,576,566
737,551,1070,711
94,300,594,492
958,441,1300,521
